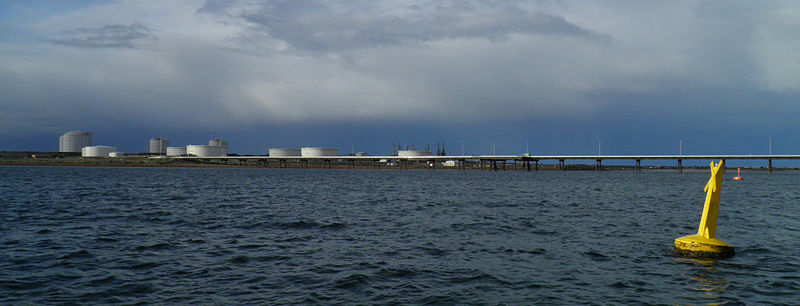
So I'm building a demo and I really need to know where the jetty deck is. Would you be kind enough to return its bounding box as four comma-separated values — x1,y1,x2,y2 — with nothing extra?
173,154,800,173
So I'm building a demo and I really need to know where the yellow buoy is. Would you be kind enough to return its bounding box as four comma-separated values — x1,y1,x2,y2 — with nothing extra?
674,160,735,258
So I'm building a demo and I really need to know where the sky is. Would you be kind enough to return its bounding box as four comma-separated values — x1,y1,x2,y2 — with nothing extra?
2,0,800,165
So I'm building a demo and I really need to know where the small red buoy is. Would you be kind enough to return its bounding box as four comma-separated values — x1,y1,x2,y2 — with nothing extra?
733,167,743,181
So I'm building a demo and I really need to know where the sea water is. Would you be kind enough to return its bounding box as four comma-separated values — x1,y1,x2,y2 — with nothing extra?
1,166,798,304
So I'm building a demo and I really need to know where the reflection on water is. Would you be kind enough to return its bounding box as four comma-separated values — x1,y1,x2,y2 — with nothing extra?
676,258,730,303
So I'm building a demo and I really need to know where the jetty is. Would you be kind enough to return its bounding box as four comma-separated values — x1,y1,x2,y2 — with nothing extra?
172,154,799,173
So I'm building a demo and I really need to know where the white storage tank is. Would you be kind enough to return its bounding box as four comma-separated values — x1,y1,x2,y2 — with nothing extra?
301,147,338,157
187,145,227,157
149,137,169,154
59,130,93,153
209,138,228,148
269,148,301,157
82,146,116,157
398,150,432,157
166,147,187,156
109,152,125,158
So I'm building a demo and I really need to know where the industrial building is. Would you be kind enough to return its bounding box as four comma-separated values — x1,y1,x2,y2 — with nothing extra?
149,137,169,154
82,146,116,157
269,148,301,157
59,130,93,153
166,147,187,156
301,147,338,157
187,144,227,157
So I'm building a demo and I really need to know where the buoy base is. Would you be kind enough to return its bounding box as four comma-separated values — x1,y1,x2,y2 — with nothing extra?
733,177,742,181
674,235,735,258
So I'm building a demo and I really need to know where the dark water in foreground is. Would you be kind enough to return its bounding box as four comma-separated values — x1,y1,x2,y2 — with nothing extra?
1,166,799,304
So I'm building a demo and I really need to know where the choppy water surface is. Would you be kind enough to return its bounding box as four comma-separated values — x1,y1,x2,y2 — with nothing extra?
2,166,799,304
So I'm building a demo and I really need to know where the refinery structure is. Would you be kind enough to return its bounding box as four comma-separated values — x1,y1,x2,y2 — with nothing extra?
50,130,546,172
56,130,456,162
53,130,459,168
57,130,355,159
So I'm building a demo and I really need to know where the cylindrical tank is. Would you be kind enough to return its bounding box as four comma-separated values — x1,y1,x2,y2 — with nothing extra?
81,146,116,157
269,148,301,157
209,138,228,147
149,137,169,154
59,130,93,153
398,150,432,156
166,147,187,156
301,147,338,157
109,152,125,157
187,145,227,157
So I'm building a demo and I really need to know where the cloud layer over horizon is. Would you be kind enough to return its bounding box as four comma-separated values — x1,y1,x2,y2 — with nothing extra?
2,1,800,154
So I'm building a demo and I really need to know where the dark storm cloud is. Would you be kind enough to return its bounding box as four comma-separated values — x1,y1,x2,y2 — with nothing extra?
49,23,158,49
199,0,609,53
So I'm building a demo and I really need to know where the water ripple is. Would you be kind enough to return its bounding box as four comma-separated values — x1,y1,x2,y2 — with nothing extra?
1,166,798,304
